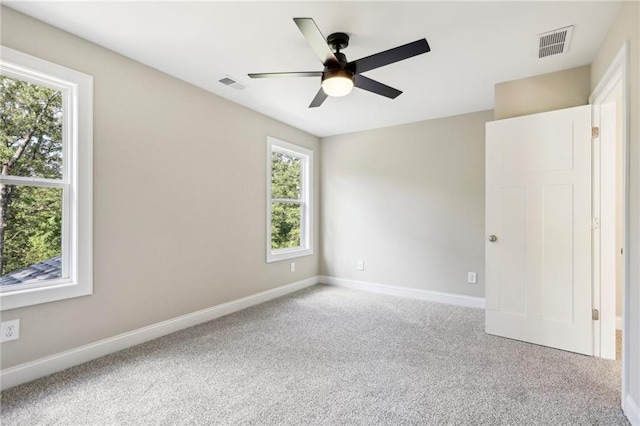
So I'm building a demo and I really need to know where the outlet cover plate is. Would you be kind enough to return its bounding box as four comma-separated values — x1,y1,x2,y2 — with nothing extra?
1,319,20,342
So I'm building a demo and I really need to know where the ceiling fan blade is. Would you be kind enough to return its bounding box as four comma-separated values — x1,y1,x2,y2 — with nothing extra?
248,72,322,78
309,88,328,108
354,75,402,99
293,18,339,65
349,39,430,74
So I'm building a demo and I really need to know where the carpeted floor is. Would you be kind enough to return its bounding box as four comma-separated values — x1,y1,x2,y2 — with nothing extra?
1,284,629,425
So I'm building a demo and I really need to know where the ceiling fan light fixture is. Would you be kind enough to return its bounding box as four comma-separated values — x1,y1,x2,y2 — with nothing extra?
321,69,355,97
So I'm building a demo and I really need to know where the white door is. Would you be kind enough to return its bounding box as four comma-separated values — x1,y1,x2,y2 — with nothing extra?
485,105,593,355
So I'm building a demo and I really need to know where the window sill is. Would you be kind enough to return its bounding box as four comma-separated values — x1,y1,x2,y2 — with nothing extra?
1,279,92,311
267,247,314,263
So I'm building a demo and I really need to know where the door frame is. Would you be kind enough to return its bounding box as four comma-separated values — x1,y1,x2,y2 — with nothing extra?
589,41,629,410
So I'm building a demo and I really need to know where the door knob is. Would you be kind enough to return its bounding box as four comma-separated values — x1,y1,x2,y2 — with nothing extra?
488,235,498,242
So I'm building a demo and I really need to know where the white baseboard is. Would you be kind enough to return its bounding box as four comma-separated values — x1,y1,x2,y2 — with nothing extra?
626,393,640,426
0,276,319,391
617,316,623,331
320,276,485,309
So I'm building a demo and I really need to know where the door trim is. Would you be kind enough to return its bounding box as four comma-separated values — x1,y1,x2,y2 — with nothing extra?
589,41,629,412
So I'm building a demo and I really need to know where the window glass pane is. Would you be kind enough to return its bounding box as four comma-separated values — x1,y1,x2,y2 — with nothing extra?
0,185,62,286
271,202,301,249
0,76,63,180
271,151,301,200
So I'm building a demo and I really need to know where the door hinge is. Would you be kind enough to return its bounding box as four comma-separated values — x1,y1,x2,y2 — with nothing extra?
592,126,600,138
592,218,600,229
592,309,600,321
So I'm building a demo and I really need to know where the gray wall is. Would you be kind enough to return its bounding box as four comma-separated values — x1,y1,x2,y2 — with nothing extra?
320,111,492,298
590,0,640,412
0,7,321,370
494,65,591,120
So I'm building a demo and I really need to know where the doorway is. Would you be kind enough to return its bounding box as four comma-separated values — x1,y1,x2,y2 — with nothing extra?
589,42,629,410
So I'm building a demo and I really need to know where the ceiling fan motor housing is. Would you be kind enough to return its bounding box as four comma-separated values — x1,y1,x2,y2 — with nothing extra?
321,68,355,83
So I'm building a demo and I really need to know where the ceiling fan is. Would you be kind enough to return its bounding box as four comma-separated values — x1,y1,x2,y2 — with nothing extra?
248,18,431,108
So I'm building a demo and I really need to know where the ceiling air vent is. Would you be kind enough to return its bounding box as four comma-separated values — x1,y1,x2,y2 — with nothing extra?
218,75,246,90
534,26,573,58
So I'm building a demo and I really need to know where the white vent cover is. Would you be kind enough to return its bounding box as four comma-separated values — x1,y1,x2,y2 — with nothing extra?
534,26,573,58
218,75,246,90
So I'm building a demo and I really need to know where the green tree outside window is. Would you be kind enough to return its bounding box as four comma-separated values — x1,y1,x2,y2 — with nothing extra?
271,151,302,249
0,75,63,278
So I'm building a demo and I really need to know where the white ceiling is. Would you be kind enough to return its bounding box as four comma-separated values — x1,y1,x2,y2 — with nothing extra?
5,1,622,137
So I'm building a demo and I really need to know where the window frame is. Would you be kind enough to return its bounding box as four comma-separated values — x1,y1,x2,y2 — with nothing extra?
0,46,93,311
266,137,313,263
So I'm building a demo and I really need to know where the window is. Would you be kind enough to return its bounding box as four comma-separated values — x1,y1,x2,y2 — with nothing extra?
0,46,93,310
267,137,313,263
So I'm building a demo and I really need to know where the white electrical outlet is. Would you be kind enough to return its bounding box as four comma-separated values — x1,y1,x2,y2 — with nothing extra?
290,262,295,272
1,319,20,342
467,272,477,284
357,261,364,271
